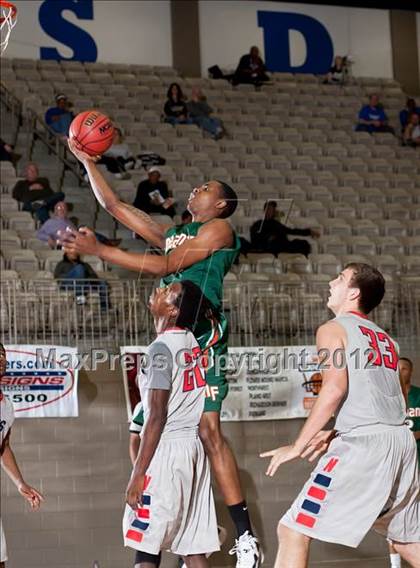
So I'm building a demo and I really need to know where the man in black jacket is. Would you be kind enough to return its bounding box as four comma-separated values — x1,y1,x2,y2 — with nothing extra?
12,163,65,223
132,167,176,218
233,46,269,86
250,201,319,257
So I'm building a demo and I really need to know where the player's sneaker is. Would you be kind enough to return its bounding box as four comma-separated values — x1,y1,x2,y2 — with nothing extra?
229,531,263,568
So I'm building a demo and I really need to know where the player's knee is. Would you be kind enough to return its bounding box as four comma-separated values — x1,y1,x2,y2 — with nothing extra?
277,522,309,546
199,420,224,455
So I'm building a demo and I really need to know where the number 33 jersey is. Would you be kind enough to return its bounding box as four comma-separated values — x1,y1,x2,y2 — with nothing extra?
139,328,206,437
0,391,15,451
333,312,406,434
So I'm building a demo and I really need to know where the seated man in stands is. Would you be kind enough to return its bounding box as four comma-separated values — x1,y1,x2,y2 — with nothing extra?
403,113,420,147
187,87,225,139
355,94,394,134
250,201,319,257
45,94,74,137
232,46,269,86
399,98,420,132
37,201,75,248
0,138,21,167
132,167,176,218
54,250,109,311
12,162,65,223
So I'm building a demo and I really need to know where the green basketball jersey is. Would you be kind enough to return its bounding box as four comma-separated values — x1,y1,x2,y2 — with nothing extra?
161,221,240,311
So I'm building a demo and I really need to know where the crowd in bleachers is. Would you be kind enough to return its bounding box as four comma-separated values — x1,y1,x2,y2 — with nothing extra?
1,55,420,322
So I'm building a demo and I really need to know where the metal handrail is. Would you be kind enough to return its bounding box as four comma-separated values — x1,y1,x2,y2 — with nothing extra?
1,277,418,356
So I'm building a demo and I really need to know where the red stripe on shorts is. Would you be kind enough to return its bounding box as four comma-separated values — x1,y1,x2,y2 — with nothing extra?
307,486,326,500
137,508,150,519
323,457,339,473
126,529,143,543
296,513,316,528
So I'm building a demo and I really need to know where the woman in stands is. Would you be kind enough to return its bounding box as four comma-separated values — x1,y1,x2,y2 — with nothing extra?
0,343,43,568
163,83,193,125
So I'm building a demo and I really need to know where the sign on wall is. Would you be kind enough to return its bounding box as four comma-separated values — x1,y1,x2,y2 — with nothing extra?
6,0,172,65
1,345,79,418
199,0,394,78
120,345,321,422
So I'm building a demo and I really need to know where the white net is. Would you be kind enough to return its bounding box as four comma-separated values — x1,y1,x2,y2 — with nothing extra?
0,2,17,54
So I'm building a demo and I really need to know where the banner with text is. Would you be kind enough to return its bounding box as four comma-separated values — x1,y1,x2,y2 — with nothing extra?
120,345,320,422
1,345,79,418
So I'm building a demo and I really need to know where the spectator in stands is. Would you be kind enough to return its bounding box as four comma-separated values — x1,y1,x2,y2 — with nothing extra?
232,46,269,86
187,87,225,139
133,167,176,218
355,94,394,134
12,162,65,223
45,94,74,137
0,138,21,167
181,209,193,225
403,113,420,147
54,249,109,311
37,201,75,248
94,129,167,179
163,83,192,125
323,55,346,85
250,201,319,257
399,98,420,132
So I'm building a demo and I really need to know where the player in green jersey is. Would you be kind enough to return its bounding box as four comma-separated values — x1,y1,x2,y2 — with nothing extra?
65,140,262,567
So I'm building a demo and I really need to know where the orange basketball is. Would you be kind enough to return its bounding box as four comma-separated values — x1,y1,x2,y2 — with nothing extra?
69,110,114,156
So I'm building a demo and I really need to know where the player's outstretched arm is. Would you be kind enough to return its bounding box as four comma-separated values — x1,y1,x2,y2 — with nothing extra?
1,434,44,509
62,220,234,276
68,139,169,249
261,321,348,476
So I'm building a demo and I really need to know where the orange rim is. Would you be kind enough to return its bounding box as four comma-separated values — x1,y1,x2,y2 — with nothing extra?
0,0,17,23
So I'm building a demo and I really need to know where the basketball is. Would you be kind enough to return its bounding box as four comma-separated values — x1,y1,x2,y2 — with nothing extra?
69,110,114,156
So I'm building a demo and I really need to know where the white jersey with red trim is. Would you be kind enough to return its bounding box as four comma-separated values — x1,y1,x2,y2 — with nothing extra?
333,312,406,434
0,391,14,449
139,328,206,437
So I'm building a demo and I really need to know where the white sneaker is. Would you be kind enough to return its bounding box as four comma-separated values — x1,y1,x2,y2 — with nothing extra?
229,531,263,568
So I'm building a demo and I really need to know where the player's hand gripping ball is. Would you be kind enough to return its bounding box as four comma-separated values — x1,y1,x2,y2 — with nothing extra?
69,110,114,157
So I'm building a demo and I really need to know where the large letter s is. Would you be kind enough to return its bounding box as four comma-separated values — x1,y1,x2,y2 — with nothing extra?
39,0,97,61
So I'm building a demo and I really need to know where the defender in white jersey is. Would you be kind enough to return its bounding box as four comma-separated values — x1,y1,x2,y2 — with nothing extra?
0,344,43,567
123,282,220,568
261,263,420,568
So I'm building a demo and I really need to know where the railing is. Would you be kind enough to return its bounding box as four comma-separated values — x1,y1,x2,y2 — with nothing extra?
1,278,418,355
0,82,85,191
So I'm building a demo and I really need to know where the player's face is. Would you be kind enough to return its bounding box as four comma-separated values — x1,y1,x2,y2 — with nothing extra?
149,283,182,320
399,360,412,391
188,181,222,215
327,268,357,312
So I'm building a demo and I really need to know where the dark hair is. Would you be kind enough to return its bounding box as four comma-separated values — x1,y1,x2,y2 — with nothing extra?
216,180,238,218
264,200,277,211
63,253,81,263
167,82,184,101
399,357,413,369
173,280,214,331
345,263,385,314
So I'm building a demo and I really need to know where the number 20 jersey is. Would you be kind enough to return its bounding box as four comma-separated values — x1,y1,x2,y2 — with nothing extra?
333,312,406,434
139,329,206,438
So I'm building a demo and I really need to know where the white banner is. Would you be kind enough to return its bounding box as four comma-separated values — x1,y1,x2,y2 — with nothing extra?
1,345,79,418
120,345,321,422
